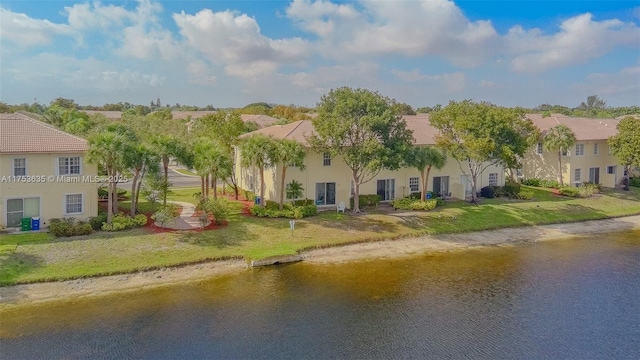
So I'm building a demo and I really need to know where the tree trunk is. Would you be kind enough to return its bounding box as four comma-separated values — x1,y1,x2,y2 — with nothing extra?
107,168,114,225
279,166,287,210
205,174,210,199
130,168,141,216
135,164,146,212
420,168,426,201
424,166,432,200
260,166,266,207
624,165,630,191
471,174,479,204
558,150,564,186
353,170,361,212
163,156,169,182
112,178,119,215
200,176,205,200
213,175,218,200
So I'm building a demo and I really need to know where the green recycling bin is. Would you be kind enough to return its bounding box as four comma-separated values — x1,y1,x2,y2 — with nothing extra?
20,217,31,231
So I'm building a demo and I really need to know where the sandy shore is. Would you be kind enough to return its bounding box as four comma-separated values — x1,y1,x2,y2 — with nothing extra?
2,215,639,307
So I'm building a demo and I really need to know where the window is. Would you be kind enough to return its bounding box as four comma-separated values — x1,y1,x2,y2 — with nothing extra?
574,168,581,183
59,157,81,175
65,194,83,214
13,158,26,176
489,173,498,186
575,144,584,156
409,177,419,193
537,142,543,154
589,167,600,184
607,166,616,175
593,143,599,155
562,148,568,156
323,153,331,166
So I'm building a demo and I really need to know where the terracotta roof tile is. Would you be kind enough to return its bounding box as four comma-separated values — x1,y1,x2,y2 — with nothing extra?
0,113,88,153
524,113,620,141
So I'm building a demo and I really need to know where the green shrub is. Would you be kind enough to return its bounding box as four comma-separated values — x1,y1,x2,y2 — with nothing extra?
102,213,148,231
630,177,640,188
198,198,230,225
88,213,108,230
249,203,317,219
49,218,93,237
480,186,495,198
504,182,521,196
98,187,108,199
350,194,382,209
516,189,534,200
265,200,280,210
522,178,541,187
390,198,438,211
559,187,580,197
522,178,560,189
578,183,600,198
436,198,445,207
292,199,314,206
242,188,257,202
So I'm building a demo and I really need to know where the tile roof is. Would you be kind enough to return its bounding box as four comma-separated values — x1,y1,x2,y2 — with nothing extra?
241,114,439,146
239,114,279,127
0,113,88,153
524,113,620,141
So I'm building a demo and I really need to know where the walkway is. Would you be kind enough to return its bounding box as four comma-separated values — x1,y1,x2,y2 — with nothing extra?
154,201,209,230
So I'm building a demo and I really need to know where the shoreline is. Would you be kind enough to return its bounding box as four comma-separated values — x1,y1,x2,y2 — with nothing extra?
2,215,639,307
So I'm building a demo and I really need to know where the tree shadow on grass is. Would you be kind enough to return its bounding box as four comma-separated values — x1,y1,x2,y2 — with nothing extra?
0,252,44,288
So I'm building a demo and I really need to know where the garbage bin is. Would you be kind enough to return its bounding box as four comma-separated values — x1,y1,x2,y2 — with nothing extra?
426,192,432,200
31,217,40,231
255,196,261,205
20,217,31,231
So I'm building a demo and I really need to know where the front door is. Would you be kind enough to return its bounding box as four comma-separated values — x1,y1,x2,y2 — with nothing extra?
376,179,395,201
433,176,450,197
589,167,600,184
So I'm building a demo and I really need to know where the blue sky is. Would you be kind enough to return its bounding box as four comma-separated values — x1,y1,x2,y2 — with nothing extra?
1,0,638,108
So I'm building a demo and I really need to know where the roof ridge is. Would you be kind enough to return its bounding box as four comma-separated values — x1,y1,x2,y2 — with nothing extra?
284,120,306,139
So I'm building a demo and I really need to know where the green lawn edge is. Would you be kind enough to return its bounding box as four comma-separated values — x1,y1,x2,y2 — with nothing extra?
1,186,639,286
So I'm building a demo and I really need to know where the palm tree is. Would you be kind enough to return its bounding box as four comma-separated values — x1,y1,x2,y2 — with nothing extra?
543,124,576,186
274,139,306,210
240,135,278,207
86,132,128,225
405,146,446,201
123,143,158,216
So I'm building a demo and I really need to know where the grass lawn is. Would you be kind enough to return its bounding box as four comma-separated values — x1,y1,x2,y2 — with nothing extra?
1,186,639,286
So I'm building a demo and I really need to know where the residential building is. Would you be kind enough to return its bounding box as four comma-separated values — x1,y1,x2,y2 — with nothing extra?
235,114,505,208
521,114,623,187
0,113,98,228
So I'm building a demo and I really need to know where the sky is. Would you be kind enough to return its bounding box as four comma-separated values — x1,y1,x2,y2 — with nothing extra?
0,0,639,109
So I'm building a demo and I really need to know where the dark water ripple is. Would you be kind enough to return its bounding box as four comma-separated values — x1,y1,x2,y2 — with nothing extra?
1,230,639,359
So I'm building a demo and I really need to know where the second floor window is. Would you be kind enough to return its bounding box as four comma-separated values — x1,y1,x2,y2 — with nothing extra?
59,157,81,175
323,152,331,166
537,142,543,154
13,158,26,176
593,143,599,155
575,144,584,156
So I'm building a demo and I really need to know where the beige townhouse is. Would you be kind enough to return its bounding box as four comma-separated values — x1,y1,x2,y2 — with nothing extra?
235,114,505,208
0,113,98,229
522,114,624,188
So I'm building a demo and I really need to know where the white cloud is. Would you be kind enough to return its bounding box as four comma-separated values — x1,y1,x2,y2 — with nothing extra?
286,0,499,67
507,13,640,73
187,61,217,85
480,80,497,88
64,1,134,30
572,65,640,98
391,69,466,93
0,8,74,47
173,9,310,78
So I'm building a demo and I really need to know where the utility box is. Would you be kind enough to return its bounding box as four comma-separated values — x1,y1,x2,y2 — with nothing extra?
31,217,40,231
21,218,31,231
255,197,261,205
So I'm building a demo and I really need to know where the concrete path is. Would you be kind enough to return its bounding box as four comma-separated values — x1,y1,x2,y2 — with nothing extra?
154,201,209,230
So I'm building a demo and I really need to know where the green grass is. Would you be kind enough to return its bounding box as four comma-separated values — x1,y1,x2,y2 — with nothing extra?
1,185,639,286
173,168,198,176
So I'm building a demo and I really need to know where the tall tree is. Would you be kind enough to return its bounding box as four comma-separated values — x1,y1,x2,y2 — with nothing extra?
240,134,278,207
151,135,190,205
404,146,446,201
308,87,413,212
430,100,538,203
609,116,640,191
274,139,306,210
543,124,577,186
86,132,128,225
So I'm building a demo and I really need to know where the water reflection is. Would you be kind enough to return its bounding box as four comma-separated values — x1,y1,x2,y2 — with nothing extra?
1,230,639,359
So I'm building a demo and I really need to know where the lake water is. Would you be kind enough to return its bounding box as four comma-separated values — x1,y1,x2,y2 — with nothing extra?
1,230,639,359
